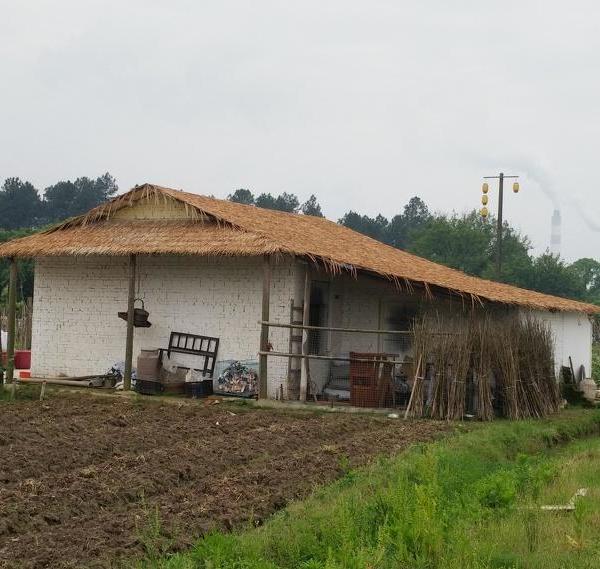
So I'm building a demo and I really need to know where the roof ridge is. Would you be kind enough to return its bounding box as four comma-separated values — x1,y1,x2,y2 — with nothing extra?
154,185,296,254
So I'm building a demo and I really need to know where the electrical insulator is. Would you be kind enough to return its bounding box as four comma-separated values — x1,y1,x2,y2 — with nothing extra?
513,181,520,193
481,194,488,206
481,206,489,218
482,182,489,194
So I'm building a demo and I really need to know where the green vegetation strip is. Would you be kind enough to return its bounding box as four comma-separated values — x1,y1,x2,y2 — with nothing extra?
143,409,600,569
468,436,600,568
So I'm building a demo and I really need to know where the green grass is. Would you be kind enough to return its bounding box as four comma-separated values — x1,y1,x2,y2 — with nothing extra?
140,409,600,569
467,437,600,568
0,382,40,402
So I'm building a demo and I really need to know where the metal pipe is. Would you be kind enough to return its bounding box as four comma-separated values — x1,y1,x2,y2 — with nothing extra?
19,378,97,387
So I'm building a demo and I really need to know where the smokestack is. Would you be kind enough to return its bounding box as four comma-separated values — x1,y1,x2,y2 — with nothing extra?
550,209,561,256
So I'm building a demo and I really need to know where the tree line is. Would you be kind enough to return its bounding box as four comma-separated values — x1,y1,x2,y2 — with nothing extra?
0,173,118,299
227,188,323,216
0,173,118,229
0,178,598,307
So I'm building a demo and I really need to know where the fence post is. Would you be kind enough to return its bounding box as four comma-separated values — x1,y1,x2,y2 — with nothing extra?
123,254,136,391
6,258,18,386
259,255,271,399
299,267,311,402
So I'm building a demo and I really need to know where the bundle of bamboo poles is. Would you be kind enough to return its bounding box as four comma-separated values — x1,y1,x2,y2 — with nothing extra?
426,314,471,420
470,315,494,421
408,309,559,421
404,315,429,418
492,315,561,419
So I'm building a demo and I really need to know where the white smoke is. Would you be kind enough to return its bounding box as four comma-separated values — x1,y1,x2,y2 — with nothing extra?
517,160,600,233
511,158,560,209
573,199,600,232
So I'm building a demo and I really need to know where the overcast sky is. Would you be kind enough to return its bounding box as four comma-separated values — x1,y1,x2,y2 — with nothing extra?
1,1,599,260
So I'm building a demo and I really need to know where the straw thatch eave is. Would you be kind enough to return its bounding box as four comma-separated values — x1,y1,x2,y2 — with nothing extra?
0,183,598,315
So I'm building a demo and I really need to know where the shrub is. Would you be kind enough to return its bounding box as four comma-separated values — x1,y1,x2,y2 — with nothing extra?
476,470,518,509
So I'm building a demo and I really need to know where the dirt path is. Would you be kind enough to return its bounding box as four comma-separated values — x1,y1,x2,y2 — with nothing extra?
0,394,451,568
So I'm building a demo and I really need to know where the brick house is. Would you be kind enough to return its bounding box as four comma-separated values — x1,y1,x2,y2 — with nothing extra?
0,184,597,407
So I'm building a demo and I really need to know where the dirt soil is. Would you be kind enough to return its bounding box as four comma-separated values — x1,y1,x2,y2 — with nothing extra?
0,393,451,568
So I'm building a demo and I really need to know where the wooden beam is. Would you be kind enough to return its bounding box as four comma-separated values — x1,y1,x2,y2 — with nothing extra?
5,258,17,386
123,254,136,390
258,321,414,335
258,255,271,399
259,350,408,366
299,267,311,402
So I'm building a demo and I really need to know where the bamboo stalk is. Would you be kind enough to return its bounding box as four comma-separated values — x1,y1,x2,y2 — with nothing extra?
404,355,422,419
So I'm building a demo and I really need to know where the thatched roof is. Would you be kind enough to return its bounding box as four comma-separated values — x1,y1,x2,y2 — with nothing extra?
0,183,597,314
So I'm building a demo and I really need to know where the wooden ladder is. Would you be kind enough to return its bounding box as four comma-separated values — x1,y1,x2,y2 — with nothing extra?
286,300,304,399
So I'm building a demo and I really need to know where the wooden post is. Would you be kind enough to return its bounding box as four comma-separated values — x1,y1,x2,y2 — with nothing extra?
123,254,136,390
259,255,271,399
299,267,311,402
5,258,18,386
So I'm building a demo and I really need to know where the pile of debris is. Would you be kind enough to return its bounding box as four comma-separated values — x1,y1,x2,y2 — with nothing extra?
215,361,258,397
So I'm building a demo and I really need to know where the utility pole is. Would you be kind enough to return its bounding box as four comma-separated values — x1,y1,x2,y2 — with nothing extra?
481,172,519,280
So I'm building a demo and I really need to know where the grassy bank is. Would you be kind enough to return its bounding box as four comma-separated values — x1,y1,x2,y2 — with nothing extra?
467,436,600,567
142,409,600,569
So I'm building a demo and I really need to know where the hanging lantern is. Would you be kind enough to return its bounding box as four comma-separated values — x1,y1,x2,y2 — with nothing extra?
480,206,489,218
513,181,520,193
482,182,489,194
481,194,489,206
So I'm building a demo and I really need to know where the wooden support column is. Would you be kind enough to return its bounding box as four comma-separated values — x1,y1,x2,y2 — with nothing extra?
259,255,271,399
123,254,136,391
5,258,17,386
299,267,311,402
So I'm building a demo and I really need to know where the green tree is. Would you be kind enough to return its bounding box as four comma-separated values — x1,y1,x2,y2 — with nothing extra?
569,258,600,304
518,253,587,300
44,172,118,222
255,192,300,213
301,195,324,217
387,196,431,249
482,224,533,286
409,212,494,275
338,211,389,242
0,229,37,302
0,178,42,229
228,188,255,205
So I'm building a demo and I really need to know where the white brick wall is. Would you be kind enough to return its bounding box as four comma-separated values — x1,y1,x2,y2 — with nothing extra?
33,254,592,398
525,308,593,378
32,255,295,397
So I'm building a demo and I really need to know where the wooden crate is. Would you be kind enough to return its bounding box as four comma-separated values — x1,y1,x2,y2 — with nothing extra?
349,352,395,408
